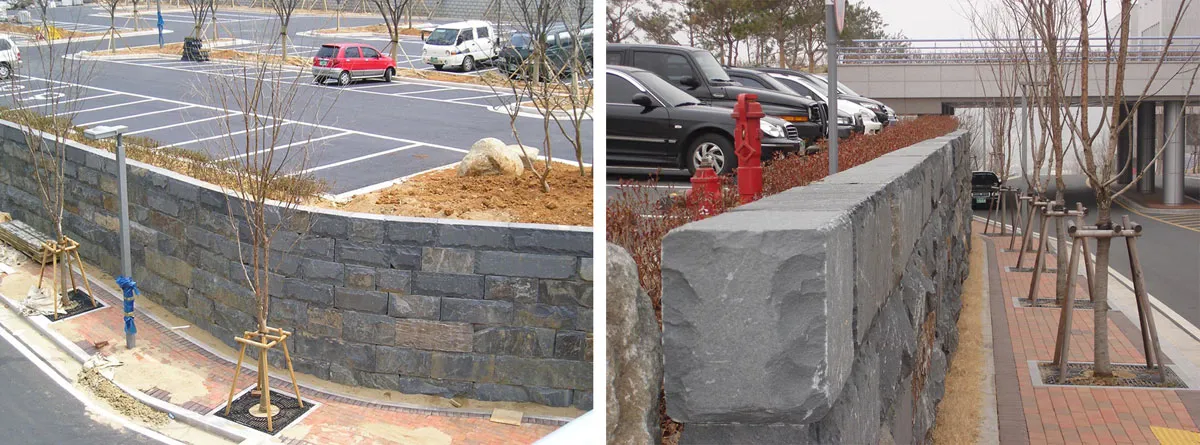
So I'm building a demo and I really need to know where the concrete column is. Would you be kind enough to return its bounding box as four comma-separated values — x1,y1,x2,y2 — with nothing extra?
1163,101,1185,205
1117,102,1133,184
1137,101,1157,194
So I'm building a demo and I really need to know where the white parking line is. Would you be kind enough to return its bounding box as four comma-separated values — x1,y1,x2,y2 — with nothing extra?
52,98,155,117
16,92,119,110
160,122,295,149
392,87,456,95
125,113,236,135
295,142,424,175
218,130,352,162
447,92,513,101
79,105,195,127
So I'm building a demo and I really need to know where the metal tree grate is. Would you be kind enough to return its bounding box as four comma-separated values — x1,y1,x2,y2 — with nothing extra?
1016,298,1095,310
43,289,103,322
215,389,312,434
1038,362,1187,388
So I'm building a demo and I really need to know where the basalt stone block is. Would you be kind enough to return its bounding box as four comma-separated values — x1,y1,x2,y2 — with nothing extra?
395,319,471,352
306,306,343,337
494,356,590,389
514,304,576,330
485,276,538,304
377,269,412,294
344,265,376,289
356,371,401,391
574,390,592,410
420,247,475,274
554,330,588,361
342,311,396,345
528,386,573,407
414,272,484,299
510,228,592,255
472,326,539,356
394,377,472,398
476,251,575,279
441,298,513,325
430,352,496,383
579,258,593,282
374,345,432,376
334,288,388,314
284,278,334,306
268,297,308,327
338,241,420,269
385,221,437,245
661,209,854,424
387,293,440,320
438,224,509,249
540,279,592,308
472,383,529,402
300,258,344,282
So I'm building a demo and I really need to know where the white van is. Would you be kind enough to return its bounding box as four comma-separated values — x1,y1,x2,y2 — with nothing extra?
421,20,498,72
0,35,20,79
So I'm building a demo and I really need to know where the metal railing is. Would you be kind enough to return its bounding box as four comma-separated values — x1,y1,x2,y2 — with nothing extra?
841,37,1200,65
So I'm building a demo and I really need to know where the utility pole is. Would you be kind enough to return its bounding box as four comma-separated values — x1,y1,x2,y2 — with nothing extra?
85,125,137,349
825,0,844,175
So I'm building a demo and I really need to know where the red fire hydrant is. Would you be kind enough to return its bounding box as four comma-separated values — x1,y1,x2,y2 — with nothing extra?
731,93,764,204
688,156,721,217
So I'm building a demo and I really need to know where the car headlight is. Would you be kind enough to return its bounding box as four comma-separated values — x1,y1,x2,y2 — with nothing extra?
760,120,785,138
860,111,878,122
837,116,852,125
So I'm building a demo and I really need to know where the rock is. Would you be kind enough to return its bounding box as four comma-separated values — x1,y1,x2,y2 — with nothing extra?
606,243,662,444
457,138,524,177
505,144,540,168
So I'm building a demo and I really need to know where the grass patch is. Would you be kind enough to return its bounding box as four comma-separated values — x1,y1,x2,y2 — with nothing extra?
931,234,986,444
0,22,98,39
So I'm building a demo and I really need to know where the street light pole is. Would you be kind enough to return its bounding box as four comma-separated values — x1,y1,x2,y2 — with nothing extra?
826,0,842,175
85,125,136,349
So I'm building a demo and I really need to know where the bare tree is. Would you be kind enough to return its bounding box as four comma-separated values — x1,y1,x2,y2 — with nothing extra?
186,0,212,39
99,0,122,53
205,58,335,419
132,0,143,31
549,0,592,176
606,0,638,43
268,0,301,58
368,0,414,61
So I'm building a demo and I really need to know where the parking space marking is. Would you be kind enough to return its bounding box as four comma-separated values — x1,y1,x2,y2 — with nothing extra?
78,105,195,127
297,142,424,175
53,98,155,117
446,92,514,102
15,92,119,110
218,131,352,162
391,87,456,95
125,113,235,136
160,122,295,149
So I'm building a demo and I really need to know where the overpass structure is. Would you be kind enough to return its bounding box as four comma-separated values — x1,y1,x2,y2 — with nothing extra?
838,37,1200,206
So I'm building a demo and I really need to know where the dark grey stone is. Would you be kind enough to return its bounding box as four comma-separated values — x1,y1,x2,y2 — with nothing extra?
377,269,412,294
334,288,389,314
471,383,529,402
485,276,538,304
269,297,308,328
420,247,475,274
300,258,345,282
441,298,513,324
554,331,588,361
394,377,472,398
430,352,496,383
573,390,593,410
387,293,440,320
385,221,437,245
342,311,396,345
338,241,421,269
438,224,509,249
475,251,576,279
413,272,484,299
527,386,573,407
284,278,334,306
472,327,539,356
510,229,592,255
540,280,592,308
375,345,432,376
356,372,401,391
494,356,591,389
514,304,576,330
344,265,376,289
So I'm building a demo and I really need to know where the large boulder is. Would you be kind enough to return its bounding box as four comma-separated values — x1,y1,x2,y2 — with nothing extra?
505,144,540,169
607,243,662,444
457,138,524,177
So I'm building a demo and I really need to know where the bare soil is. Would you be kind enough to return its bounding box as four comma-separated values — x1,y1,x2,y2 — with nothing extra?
320,162,592,226
0,22,97,39
113,41,310,67
76,367,171,426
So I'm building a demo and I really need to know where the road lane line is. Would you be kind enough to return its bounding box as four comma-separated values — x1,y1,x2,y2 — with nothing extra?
159,122,294,149
15,92,119,110
125,113,238,135
79,105,195,127
293,142,424,175
52,98,155,116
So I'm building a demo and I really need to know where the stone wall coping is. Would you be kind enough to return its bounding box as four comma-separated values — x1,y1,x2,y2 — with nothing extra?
0,118,593,234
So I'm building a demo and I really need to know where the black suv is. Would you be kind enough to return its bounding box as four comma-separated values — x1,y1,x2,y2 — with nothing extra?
725,67,855,138
607,43,825,145
971,171,1001,209
753,67,895,127
607,66,806,175
498,22,593,79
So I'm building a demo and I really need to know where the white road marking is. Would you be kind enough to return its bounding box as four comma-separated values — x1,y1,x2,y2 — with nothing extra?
447,92,513,101
159,122,294,149
392,87,456,95
217,130,352,162
295,142,424,175
79,105,195,127
15,92,119,109
53,98,155,117
125,113,237,135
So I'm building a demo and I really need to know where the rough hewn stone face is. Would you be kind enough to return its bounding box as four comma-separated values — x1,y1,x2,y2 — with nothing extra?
0,122,593,409
607,244,663,444
667,131,972,443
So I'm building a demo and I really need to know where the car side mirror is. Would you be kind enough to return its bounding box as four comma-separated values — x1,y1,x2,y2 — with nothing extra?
679,75,700,89
631,92,654,109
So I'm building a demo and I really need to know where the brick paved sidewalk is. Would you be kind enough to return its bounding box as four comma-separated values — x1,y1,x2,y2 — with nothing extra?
0,260,570,445
978,221,1200,444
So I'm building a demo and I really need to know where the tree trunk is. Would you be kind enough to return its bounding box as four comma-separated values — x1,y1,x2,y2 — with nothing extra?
281,28,289,58
1054,187,1068,303
390,35,399,60
1093,234,1113,376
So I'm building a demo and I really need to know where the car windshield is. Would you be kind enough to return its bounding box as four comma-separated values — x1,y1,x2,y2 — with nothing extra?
972,173,1000,186
426,28,460,46
633,71,701,107
509,33,531,48
316,45,338,58
692,50,731,83
816,75,860,96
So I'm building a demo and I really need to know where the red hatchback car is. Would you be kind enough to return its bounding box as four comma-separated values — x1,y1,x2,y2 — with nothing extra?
312,43,396,86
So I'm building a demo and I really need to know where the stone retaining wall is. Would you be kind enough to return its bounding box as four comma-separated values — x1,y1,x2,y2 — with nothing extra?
661,130,971,442
0,121,592,409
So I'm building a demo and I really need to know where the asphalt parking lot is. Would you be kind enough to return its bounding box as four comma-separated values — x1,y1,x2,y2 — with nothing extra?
12,5,592,200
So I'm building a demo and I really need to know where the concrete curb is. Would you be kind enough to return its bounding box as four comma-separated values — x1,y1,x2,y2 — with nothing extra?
977,235,1000,445
1114,194,1200,215
0,291,256,443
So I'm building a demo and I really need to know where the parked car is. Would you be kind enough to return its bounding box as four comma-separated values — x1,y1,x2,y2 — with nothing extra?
312,43,395,86
607,43,825,145
421,20,499,72
971,171,1001,209
0,34,19,79
726,67,855,139
607,66,806,175
814,73,899,126
498,22,593,79
753,70,882,135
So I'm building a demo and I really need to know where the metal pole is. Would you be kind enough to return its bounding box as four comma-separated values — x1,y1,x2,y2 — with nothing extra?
156,0,163,49
117,132,135,349
1021,88,1029,178
826,2,839,175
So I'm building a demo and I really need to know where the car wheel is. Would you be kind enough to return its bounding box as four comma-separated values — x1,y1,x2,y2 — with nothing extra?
0,63,12,80
383,67,394,82
432,64,444,71
338,71,351,86
686,133,735,175
461,56,474,72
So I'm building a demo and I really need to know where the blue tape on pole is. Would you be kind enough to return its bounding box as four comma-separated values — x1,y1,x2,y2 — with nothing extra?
116,275,138,335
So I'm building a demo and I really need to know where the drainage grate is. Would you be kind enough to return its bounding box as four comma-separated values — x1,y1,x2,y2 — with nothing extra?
43,289,104,322
215,389,313,434
1015,298,1095,310
1038,362,1187,388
